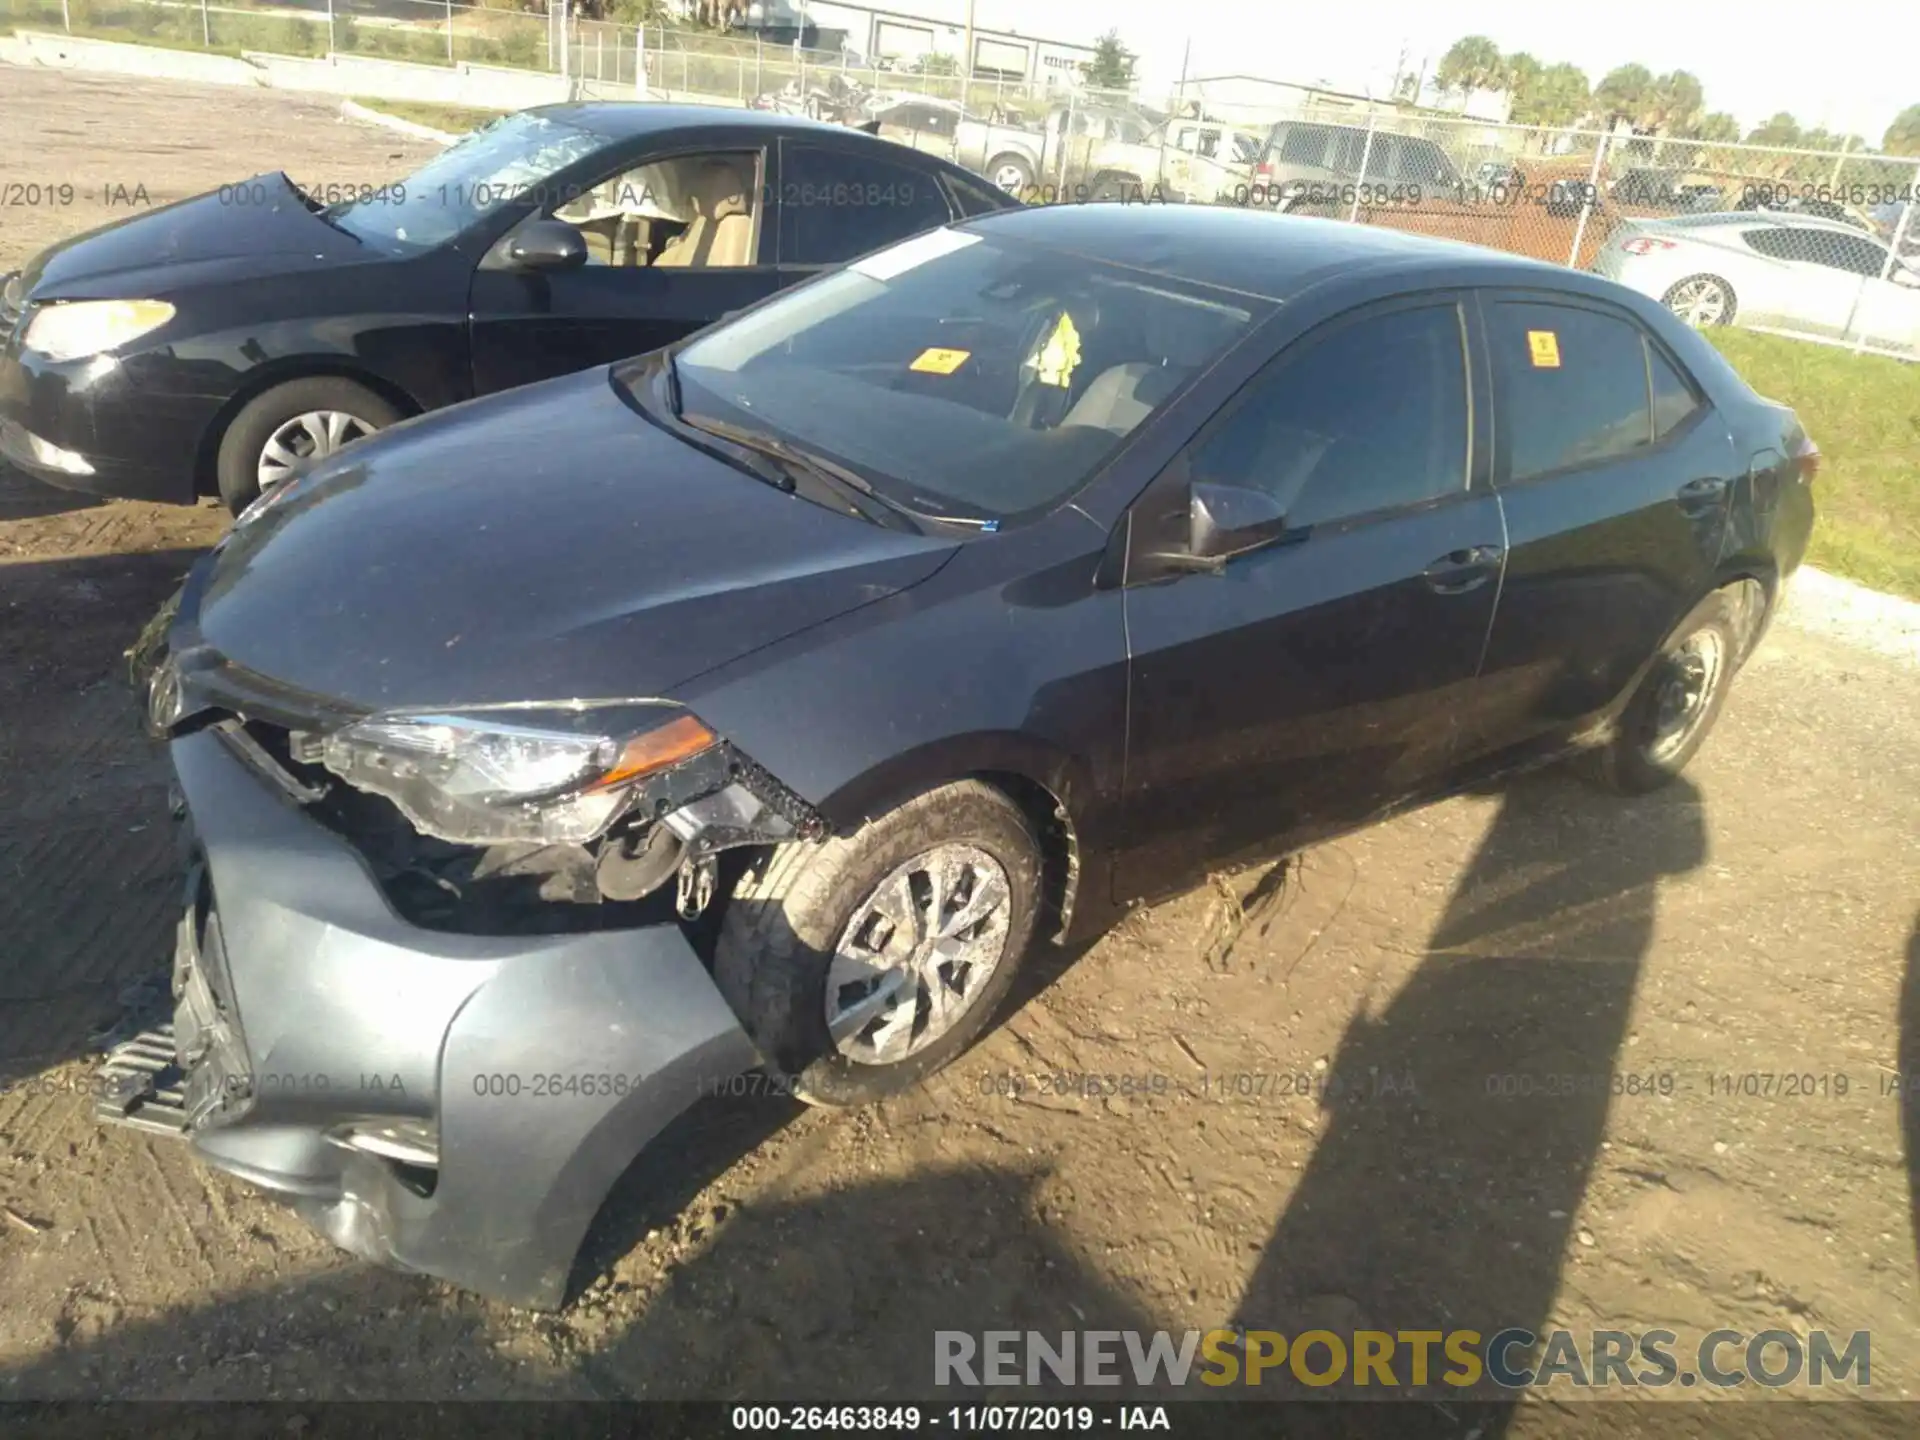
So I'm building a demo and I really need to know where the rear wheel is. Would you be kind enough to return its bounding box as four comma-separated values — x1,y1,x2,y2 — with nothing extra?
987,153,1035,194
215,376,400,516
713,781,1041,1108
1661,274,1737,327
1577,590,1741,795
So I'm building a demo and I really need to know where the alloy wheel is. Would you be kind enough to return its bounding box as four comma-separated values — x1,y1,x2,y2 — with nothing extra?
1666,277,1728,327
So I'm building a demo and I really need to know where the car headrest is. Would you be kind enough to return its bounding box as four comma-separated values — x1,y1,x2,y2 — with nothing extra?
1143,301,1235,369
690,159,751,221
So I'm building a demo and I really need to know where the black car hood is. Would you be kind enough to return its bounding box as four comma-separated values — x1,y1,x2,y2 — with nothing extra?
181,367,960,712
20,173,363,299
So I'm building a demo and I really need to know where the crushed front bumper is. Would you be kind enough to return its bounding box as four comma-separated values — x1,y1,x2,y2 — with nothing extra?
96,726,760,1308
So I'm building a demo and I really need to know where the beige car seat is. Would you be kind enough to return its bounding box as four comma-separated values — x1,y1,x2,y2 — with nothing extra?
655,159,754,269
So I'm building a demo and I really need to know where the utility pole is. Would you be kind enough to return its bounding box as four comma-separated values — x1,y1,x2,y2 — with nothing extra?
962,0,976,94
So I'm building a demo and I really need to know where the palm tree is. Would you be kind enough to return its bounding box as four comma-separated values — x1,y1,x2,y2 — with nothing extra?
1647,71,1703,134
1886,105,1920,157
1435,36,1505,111
1511,61,1589,140
1744,112,1802,147
1592,63,1655,130
1503,50,1542,121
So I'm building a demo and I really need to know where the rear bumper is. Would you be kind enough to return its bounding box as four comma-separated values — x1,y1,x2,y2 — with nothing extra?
96,727,759,1308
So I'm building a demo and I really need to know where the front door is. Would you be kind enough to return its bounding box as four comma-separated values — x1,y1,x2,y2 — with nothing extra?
1116,295,1505,902
467,145,782,396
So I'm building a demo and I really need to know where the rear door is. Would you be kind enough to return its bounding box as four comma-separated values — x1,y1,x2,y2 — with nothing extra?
774,138,960,275
1116,293,1506,899
1463,290,1738,758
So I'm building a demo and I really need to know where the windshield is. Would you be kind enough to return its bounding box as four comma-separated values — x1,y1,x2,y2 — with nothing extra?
665,228,1266,523
325,112,608,252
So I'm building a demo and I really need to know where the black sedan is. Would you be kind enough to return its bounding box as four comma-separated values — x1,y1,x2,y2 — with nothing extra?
0,103,1015,513
111,207,1814,1307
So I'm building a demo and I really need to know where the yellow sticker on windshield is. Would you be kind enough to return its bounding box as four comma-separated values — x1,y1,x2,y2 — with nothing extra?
1528,330,1562,368
910,347,971,375
1035,312,1082,388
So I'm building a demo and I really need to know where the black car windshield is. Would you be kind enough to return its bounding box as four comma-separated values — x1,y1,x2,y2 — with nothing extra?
665,228,1266,522
325,112,608,252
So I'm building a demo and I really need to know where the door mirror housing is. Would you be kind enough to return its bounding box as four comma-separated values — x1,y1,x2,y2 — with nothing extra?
506,219,590,271
1183,480,1290,570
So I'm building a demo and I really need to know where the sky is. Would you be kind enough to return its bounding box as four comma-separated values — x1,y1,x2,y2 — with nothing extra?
969,0,1915,147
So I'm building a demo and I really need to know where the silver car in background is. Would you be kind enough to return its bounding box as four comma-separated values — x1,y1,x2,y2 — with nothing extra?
1592,211,1920,352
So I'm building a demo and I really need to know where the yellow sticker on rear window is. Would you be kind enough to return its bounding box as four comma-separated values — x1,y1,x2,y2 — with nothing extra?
910,347,971,375
1528,330,1561,368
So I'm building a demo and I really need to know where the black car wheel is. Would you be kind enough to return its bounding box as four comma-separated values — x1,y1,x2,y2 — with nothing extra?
1578,590,1741,795
216,376,401,516
714,781,1042,1107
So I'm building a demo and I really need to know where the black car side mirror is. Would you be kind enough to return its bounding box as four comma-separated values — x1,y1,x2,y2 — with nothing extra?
1180,481,1290,571
507,219,590,271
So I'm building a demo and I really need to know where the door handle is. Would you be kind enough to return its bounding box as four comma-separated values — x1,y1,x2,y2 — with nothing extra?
1422,545,1503,595
1675,476,1730,513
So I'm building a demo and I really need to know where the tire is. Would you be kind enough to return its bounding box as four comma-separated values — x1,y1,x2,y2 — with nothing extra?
986,153,1035,194
214,376,402,516
1661,274,1737,328
1577,590,1742,795
714,780,1042,1108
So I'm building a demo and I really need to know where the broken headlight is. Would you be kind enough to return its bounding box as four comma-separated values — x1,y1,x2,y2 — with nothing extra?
319,705,717,846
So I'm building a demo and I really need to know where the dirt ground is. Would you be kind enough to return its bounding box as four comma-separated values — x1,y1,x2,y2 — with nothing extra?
3,67,1920,1435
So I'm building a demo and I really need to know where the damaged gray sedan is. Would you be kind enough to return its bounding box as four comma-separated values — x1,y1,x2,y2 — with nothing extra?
101,206,1811,1307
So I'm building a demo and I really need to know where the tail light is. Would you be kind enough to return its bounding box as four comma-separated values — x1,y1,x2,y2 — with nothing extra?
1791,432,1820,484
1620,236,1677,255
1254,159,1274,183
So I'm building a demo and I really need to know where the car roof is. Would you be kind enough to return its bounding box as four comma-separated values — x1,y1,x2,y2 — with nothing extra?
960,204,1570,301
522,101,873,142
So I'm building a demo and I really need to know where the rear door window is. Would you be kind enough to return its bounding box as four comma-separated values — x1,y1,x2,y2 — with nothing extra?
1486,300,1655,482
779,142,956,267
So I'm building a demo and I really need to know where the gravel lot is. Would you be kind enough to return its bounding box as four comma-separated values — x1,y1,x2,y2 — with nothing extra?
2,65,1918,1436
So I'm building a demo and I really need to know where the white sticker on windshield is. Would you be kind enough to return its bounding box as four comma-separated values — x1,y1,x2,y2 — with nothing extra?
852,227,982,282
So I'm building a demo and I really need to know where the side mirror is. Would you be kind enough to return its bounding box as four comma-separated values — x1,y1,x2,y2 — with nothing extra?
506,218,590,271
1183,481,1290,570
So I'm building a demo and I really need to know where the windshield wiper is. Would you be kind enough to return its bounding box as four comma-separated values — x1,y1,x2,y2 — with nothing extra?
683,416,998,533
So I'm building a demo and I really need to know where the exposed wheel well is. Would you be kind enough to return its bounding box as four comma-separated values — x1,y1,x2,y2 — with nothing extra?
193,365,424,496
969,769,1080,945
1717,572,1773,666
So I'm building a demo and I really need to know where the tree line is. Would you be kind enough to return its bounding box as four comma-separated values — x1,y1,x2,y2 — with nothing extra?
1428,35,1920,159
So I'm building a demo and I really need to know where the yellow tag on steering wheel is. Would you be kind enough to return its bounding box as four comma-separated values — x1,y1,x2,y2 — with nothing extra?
1035,312,1082,388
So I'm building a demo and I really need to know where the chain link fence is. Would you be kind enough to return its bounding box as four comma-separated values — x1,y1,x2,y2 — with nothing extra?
6,0,1917,355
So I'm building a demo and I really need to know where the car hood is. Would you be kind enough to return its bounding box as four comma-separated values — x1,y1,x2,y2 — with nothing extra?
177,367,960,712
19,172,364,300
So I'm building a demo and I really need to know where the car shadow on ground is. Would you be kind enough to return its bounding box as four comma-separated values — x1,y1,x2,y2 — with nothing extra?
0,547,204,1093
1231,768,1708,1419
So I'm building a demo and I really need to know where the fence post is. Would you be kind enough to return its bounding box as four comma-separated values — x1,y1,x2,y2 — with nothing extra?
1349,103,1378,223
200,0,209,47
1854,162,1919,354
61,0,69,33
634,22,645,97
1829,135,1853,190
325,0,334,56
1565,129,1612,269
445,0,454,65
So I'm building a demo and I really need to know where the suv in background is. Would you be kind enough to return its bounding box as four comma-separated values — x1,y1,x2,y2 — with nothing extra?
1249,120,1464,211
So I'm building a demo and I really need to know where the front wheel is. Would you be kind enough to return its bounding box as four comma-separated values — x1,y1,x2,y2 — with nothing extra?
713,781,1042,1108
215,376,400,516
1577,590,1742,795
987,153,1035,194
